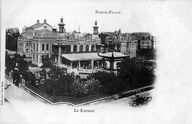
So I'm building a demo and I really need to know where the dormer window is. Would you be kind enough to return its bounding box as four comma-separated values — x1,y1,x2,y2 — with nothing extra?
44,26,47,29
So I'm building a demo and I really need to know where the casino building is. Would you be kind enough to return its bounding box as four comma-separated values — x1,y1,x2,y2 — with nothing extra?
17,18,102,70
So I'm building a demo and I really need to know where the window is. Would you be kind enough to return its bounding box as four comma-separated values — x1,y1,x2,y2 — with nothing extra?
91,45,94,52
36,55,38,62
44,26,47,29
42,44,45,51
33,54,35,61
37,44,39,52
80,45,83,52
85,45,89,52
33,44,35,51
46,44,49,51
73,45,77,52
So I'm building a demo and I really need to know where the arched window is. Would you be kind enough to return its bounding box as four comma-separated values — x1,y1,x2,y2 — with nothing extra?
80,45,83,52
73,45,77,52
63,45,71,52
86,45,89,52
91,45,94,52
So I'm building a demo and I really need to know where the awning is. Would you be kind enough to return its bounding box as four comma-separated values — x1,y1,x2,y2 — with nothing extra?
98,52,128,58
62,53,102,61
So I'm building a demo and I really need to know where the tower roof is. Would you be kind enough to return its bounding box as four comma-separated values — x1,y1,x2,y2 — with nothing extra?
93,21,98,28
58,18,65,26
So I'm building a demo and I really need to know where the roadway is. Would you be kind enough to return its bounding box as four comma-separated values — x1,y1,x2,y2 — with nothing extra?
1,78,153,124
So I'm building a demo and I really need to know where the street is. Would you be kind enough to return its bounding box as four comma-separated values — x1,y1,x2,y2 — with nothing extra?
4,79,46,105
1,78,154,124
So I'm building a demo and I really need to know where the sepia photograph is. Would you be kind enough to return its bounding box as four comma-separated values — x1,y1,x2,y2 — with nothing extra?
1,0,192,124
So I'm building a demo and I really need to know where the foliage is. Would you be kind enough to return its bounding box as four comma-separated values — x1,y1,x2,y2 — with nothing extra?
129,95,152,107
117,57,156,88
91,71,119,95
58,73,74,95
47,65,67,80
5,53,29,84
25,71,37,86
5,53,15,75
39,68,47,79
12,53,29,76
6,28,20,51
41,56,52,68
37,70,75,96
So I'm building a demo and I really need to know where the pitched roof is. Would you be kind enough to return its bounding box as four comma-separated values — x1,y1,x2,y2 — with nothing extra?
27,22,53,30
33,29,54,38
27,23,43,29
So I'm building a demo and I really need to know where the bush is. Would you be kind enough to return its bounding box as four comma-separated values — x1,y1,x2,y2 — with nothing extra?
117,57,156,88
92,71,119,95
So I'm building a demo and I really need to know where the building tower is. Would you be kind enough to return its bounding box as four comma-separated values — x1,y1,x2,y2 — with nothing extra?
58,18,66,33
93,21,99,35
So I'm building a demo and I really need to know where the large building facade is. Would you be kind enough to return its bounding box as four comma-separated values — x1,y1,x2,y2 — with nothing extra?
18,18,101,67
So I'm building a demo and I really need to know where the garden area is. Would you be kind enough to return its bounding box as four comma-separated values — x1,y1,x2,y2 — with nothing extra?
5,53,156,103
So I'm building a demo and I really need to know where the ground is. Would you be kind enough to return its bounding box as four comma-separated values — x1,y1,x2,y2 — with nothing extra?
1,78,192,124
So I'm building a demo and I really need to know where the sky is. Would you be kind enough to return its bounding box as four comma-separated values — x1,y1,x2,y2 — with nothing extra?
2,0,163,34
1,0,192,124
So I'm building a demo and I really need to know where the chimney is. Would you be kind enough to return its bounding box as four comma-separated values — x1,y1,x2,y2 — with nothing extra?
37,20,40,23
44,19,47,23
52,26,57,32
60,18,63,23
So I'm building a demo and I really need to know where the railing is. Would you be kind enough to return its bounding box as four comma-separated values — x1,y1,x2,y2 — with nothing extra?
119,85,154,98
5,75,13,82
24,84,106,105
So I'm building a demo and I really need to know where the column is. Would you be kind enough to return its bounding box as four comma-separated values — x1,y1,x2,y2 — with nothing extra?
94,45,97,51
55,55,57,63
58,45,61,65
89,45,91,52
38,43,41,52
77,45,80,52
91,60,94,70
97,60,99,68
83,45,86,52
71,62,73,68
78,60,81,70
38,55,41,65
29,43,32,56
23,43,26,53
109,59,114,71
71,45,74,53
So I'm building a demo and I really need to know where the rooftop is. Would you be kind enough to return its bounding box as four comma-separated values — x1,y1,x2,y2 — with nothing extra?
62,53,102,61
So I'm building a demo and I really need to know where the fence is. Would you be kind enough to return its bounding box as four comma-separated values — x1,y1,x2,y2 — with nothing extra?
23,83,153,105
24,84,107,105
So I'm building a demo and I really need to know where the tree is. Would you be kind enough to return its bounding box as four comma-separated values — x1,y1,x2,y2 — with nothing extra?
25,71,36,86
92,71,119,95
12,53,29,77
41,56,52,68
5,53,15,75
6,28,20,51
39,68,47,79
58,73,74,95
117,57,156,89
48,65,67,80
